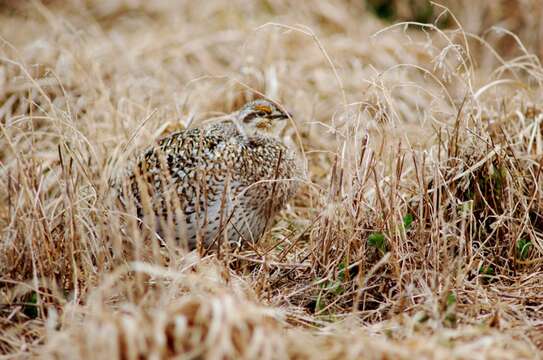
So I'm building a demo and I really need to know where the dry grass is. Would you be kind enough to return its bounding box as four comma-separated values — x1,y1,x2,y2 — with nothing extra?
1,1,543,359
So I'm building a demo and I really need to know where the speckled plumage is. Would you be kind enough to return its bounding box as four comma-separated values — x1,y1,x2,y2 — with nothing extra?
120,101,299,249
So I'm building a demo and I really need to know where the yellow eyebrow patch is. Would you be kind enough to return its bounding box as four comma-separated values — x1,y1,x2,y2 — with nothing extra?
254,105,272,113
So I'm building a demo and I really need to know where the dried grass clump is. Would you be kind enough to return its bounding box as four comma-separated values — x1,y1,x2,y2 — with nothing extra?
45,283,285,358
427,116,543,274
2,1,543,359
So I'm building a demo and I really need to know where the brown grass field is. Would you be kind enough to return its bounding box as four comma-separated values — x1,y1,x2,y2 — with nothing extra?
2,1,543,359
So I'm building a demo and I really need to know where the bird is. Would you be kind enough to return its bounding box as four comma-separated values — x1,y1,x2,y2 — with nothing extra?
117,99,300,250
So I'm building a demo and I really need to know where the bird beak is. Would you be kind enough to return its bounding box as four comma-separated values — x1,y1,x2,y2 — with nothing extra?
271,110,292,120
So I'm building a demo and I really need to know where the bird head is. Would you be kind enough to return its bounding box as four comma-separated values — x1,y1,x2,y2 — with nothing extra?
236,99,291,138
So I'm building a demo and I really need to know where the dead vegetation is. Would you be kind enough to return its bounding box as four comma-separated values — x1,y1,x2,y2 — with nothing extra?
1,1,543,359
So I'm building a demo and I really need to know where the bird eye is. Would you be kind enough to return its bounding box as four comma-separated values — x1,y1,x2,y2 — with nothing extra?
242,111,263,123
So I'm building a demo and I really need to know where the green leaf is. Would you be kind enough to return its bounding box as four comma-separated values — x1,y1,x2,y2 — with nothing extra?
478,265,495,284
323,280,344,295
315,291,325,313
368,232,387,253
402,214,414,230
491,165,506,192
516,238,532,260
479,265,494,276
444,312,457,327
318,262,349,297
446,292,456,307
332,282,345,295
337,262,346,282
23,291,39,319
